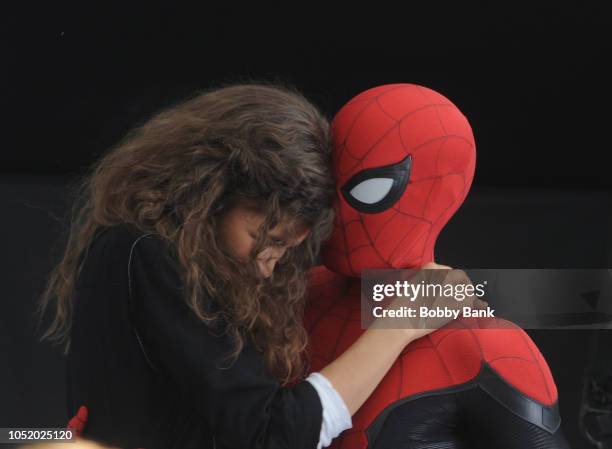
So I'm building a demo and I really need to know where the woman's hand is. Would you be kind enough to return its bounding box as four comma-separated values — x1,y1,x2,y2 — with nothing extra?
371,261,488,343
422,262,450,270
422,262,489,311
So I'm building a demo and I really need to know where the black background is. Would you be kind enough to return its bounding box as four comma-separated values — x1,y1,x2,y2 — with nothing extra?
3,1,612,189
1,2,611,449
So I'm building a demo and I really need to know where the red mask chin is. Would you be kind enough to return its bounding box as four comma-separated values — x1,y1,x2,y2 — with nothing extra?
322,83,476,277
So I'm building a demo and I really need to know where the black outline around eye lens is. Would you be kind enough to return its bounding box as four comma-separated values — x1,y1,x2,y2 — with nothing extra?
341,155,412,213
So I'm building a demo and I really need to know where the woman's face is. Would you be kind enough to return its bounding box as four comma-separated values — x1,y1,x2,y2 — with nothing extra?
217,205,310,278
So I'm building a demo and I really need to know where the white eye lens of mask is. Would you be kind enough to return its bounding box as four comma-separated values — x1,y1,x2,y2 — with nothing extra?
349,178,394,204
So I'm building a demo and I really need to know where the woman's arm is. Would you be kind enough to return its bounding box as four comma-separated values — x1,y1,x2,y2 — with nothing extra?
318,262,459,416
319,327,414,416
70,233,464,449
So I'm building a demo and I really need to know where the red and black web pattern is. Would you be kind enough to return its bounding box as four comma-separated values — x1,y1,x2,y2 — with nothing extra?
322,84,476,277
304,265,560,449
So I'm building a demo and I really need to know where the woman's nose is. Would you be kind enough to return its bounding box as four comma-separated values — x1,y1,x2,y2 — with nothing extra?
257,247,285,278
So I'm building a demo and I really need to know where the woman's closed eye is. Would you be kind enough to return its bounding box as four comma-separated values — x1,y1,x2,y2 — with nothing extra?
271,238,286,247
249,232,286,248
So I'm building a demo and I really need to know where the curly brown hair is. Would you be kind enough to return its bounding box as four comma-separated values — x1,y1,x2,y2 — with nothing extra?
37,82,336,386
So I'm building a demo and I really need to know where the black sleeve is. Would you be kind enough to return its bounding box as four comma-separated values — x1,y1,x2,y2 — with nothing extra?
128,233,323,449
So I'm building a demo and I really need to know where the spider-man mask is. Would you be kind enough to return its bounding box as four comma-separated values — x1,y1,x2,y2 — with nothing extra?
322,84,476,277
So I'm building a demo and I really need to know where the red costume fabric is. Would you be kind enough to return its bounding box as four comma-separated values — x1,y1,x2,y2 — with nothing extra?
303,84,565,448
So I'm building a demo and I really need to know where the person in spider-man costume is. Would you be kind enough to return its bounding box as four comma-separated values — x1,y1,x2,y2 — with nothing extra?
303,83,572,449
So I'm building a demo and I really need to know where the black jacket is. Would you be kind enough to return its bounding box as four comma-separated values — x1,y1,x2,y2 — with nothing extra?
67,223,323,449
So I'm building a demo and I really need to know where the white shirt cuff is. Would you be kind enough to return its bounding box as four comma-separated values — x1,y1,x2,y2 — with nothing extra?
305,372,353,449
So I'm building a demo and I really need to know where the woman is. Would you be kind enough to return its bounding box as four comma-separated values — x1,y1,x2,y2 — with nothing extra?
38,83,455,449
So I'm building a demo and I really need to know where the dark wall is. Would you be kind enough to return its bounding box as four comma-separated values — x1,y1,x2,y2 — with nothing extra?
3,2,612,189
2,2,611,449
